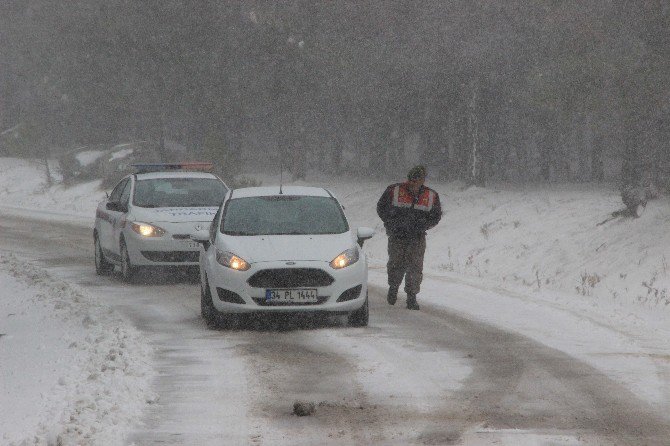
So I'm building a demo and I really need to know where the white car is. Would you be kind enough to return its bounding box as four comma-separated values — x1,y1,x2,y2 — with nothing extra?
94,163,228,282
194,186,375,328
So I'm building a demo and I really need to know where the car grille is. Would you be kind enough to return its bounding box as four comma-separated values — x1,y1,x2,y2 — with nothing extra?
251,296,329,306
247,268,335,288
140,251,199,263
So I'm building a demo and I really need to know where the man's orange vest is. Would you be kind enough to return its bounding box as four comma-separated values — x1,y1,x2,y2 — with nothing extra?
391,183,436,212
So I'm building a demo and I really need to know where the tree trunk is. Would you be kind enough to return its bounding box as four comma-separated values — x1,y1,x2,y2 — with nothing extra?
621,112,641,188
331,130,343,175
621,146,639,187
540,144,551,182
467,81,482,186
443,110,455,181
43,146,52,187
591,134,604,182
158,113,167,162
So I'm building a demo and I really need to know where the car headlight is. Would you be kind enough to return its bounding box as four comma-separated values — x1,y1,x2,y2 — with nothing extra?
330,247,359,269
130,222,165,237
216,249,251,271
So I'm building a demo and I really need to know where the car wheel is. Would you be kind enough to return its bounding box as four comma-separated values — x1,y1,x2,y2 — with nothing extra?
120,239,137,283
185,266,200,284
94,234,114,275
348,293,369,327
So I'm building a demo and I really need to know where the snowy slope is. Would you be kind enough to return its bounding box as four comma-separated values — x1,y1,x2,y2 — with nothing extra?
0,158,105,225
4,156,668,313
1,157,669,442
307,178,670,310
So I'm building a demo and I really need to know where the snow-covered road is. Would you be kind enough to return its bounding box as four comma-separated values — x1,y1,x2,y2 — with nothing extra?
3,213,670,445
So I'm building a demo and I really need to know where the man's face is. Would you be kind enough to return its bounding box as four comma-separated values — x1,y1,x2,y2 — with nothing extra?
408,176,425,191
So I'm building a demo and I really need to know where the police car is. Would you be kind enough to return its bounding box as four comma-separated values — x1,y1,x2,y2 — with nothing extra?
94,163,228,282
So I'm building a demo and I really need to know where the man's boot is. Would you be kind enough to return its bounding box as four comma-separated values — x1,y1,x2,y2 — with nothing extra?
406,293,420,310
387,286,398,305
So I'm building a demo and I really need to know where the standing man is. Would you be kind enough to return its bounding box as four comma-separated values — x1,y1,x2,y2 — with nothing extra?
376,165,442,310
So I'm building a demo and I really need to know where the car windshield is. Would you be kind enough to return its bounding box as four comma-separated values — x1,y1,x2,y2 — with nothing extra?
133,178,227,208
221,196,349,236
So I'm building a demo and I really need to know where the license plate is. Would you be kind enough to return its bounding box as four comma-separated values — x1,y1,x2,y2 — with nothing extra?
181,241,200,249
265,289,318,303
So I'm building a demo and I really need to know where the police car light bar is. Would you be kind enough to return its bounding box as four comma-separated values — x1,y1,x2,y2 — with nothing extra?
131,162,214,173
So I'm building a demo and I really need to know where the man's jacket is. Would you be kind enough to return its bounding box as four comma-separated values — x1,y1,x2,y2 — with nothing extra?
376,182,442,238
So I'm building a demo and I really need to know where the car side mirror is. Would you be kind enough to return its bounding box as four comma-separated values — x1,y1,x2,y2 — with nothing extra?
190,232,210,251
107,201,128,213
356,227,375,247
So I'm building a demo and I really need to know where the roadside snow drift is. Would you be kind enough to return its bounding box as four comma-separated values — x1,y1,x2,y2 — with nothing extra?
0,254,153,446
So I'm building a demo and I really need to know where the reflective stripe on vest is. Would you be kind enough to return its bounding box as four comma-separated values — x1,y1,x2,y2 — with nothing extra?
392,185,435,212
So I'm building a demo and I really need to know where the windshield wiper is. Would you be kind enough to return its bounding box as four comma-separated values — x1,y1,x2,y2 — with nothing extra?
224,231,258,236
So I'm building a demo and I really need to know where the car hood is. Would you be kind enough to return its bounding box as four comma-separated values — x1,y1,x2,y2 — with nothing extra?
132,206,218,224
220,232,356,263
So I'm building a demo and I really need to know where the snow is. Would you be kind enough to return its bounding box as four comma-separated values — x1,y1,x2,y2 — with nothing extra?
295,175,670,413
1,158,669,442
75,150,105,167
324,325,471,408
0,158,105,225
1,124,21,136
0,254,153,446
109,148,134,162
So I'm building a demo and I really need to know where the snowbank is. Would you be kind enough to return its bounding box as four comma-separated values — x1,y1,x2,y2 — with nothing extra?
75,150,105,167
0,158,105,225
0,254,154,446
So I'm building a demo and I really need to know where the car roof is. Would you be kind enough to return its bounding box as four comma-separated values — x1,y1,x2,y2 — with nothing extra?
134,171,221,181
230,186,332,199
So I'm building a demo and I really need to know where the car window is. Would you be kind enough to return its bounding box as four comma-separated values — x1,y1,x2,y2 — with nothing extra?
109,178,129,203
119,179,132,207
132,178,227,208
221,196,349,236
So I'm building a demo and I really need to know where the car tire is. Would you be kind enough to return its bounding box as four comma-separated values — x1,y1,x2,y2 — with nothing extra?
120,239,137,283
185,266,200,284
348,293,369,327
94,233,114,276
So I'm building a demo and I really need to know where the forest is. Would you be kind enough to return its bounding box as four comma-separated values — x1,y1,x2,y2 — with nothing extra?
1,1,668,187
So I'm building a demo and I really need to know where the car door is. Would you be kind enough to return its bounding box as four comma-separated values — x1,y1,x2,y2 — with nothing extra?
101,178,129,255
110,178,133,255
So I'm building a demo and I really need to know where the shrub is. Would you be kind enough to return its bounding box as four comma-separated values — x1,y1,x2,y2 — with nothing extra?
202,132,242,181
229,175,262,189
576,272,601,296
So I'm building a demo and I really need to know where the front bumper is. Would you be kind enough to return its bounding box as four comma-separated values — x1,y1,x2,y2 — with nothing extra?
205,259,368,314
124,227,201,266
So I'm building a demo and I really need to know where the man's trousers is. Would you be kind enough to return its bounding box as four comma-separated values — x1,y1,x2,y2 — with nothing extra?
386,234,426,295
